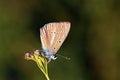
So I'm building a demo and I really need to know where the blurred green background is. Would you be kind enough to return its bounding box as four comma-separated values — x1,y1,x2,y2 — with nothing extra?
0,0,119,80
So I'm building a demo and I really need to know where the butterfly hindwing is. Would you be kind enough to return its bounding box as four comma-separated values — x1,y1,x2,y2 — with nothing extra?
49,22,70,54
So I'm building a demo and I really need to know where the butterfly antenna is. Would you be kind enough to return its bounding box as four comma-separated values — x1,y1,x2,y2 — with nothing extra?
57,54,70,60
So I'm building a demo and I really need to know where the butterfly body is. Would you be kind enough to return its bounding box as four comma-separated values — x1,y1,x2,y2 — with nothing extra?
41,49,57,60
40,22,70,61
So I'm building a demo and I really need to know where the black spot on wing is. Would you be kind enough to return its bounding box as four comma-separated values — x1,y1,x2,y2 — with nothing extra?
51,32,59,34
59,40,61,43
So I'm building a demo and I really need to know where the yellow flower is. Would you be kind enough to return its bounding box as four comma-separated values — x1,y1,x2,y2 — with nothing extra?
25,50,50,80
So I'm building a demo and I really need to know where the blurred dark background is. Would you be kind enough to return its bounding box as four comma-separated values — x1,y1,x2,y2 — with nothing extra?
0,0,119,80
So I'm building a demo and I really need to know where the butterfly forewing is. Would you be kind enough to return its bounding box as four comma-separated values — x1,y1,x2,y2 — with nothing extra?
40,25,50,50
40,22,70,54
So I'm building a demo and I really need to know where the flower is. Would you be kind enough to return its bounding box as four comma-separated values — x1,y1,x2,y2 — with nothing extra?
25,50,50,80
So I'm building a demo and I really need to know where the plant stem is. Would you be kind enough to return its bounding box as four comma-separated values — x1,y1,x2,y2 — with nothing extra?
36,59,50,80
45,73,50,80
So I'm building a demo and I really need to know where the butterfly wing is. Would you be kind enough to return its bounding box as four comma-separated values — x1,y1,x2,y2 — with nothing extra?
40,24,51,50
40,22,70,54
48,22,70,54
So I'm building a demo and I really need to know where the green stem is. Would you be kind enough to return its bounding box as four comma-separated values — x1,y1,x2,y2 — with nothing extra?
36,59,50,80
44,73,50,80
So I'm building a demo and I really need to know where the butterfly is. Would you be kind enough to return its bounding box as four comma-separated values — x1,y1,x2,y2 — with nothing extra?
40,22,71,61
